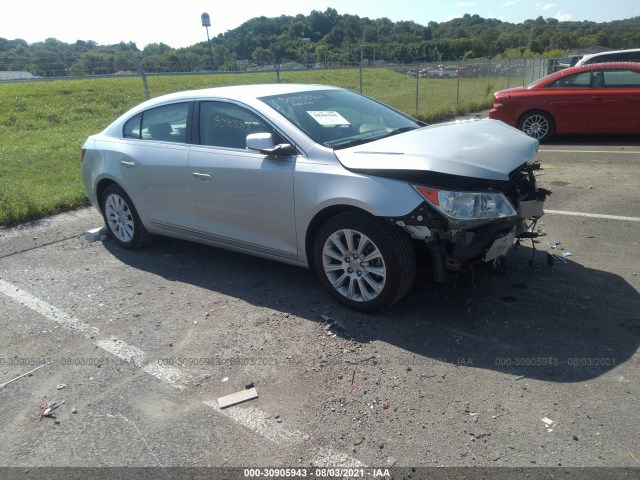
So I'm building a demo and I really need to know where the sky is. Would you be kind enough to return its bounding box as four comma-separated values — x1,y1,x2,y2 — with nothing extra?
2,0,640,49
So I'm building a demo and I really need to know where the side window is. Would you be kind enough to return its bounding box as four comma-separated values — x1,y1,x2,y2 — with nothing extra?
123,114,142,139
199,101,273,149
136,103,190,143
548,72,591,88
620,51,640,62
602,69,640,88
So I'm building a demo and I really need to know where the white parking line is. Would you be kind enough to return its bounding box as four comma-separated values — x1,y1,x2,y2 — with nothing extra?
96,337,192,390
0,278,365,467
545,209,640,222
0,280,98,335
202,400,365,467
204,400,310,446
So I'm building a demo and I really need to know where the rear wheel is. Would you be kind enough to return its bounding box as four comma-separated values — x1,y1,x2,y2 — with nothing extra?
313,212,416,312
101,184,151,249
517,110,555,142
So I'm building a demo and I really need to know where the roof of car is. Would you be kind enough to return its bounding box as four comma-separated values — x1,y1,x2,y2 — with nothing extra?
576,48,640,66
554,62,640,77
148,83,341,104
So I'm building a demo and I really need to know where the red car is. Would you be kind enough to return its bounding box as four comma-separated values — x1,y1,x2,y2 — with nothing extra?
489,63,640,142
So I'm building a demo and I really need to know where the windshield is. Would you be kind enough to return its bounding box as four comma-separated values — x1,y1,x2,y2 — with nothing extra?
259,89,420,149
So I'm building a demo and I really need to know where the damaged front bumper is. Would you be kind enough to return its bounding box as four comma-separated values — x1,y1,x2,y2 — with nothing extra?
389,162,550,282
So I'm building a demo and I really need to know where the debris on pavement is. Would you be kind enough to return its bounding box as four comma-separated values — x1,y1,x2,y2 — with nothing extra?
218,387,258,409
84,226,109,242
552,254,568,265
541,416,556,431
38,400,65,420
322,315,345,334
56,383,67,390
514,375,526,380
1,362,50,390
490,451,502,461
472,428,491,439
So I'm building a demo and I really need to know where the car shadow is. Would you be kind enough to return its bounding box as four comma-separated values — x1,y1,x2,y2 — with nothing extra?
544,133,640,146
104,237,640,383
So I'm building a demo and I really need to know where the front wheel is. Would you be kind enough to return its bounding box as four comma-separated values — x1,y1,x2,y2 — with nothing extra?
517,110,555,142
313,212,416,312
101,184,151,249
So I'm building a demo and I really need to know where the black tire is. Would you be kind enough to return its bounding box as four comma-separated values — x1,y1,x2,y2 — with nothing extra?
101,184,151,249
313,212,416,312
517,110,555,143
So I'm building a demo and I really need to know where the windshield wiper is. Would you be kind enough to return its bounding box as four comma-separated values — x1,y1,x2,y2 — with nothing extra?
378,126,418,139
330,126,418,150
331,137,377,150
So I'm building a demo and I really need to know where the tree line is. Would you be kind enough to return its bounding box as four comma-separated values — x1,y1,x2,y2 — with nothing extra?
1,8,639,77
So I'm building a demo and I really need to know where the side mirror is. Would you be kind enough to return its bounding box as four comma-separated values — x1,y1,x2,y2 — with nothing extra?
246,133,297,156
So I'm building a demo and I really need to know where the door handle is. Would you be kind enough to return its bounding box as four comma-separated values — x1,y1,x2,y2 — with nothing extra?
192,172,212,180
120,160,136,168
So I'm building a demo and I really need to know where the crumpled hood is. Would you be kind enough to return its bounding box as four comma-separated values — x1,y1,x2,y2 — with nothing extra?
334,119,539,181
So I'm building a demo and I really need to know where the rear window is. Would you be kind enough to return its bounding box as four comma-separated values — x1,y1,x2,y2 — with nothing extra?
123,103,190,143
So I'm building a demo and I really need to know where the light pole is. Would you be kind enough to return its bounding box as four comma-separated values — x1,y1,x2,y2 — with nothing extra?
201,12,215,71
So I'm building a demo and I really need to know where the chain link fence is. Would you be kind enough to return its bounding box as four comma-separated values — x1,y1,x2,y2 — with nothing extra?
2,57,550,121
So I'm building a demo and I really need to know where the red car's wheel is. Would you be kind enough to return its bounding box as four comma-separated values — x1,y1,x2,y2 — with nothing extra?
517,111,555,143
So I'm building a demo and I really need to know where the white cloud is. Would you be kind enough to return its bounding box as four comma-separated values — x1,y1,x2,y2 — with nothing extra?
536,2,556,11
554,11,572,21
503,0,522,6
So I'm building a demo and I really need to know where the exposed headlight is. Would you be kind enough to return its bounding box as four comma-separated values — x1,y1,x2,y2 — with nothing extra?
414,186,517,228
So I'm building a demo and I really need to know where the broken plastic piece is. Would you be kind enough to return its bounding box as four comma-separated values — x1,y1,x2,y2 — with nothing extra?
85,226,109,242
553,254,567,265
541,416,556,428
514,375,525,380
562,252,573,257
39,400,65,420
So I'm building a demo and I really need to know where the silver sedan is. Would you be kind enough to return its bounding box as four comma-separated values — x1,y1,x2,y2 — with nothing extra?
82,84,549,311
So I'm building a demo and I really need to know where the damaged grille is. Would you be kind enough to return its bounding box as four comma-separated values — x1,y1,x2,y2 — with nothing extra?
505,163,551,207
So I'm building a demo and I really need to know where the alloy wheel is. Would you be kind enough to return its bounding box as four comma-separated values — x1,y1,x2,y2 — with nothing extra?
321,228,387,303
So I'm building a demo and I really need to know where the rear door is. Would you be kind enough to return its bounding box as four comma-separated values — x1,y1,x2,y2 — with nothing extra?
117,101,196,231
587,68,640,133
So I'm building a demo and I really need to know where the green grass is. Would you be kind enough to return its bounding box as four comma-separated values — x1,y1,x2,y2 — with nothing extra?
0,68,505,226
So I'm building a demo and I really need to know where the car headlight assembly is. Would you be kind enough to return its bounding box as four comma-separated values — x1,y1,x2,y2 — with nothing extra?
414,186,518,228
